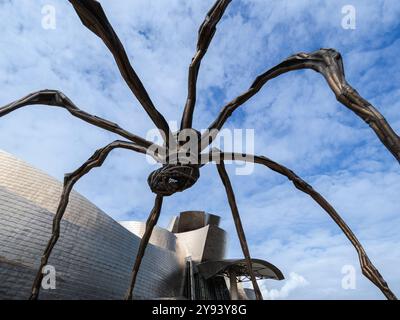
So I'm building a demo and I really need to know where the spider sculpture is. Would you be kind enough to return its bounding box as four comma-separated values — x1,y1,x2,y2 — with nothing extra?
1,0,399,301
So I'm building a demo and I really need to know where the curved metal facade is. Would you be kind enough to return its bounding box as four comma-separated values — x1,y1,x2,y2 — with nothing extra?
0,150,281,300
119,221,180,253
0,150,184,299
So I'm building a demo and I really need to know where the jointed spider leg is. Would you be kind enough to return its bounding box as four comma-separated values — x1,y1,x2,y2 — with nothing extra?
216,160,263,300
69,0,172,142
201,49,400,163
29,140,154,300
0,90,156,148
124,194,163,300
180,0,232,130
204,150,397,300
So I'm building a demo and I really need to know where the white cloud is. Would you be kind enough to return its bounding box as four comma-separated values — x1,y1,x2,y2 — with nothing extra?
262,272,309,300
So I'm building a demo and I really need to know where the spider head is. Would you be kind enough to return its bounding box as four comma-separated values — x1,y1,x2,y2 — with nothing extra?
147,164,200,196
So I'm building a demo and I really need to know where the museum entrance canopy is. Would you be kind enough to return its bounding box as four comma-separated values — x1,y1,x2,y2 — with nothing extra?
197,258,284,282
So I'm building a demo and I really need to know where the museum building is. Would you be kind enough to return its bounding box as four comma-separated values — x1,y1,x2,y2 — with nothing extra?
0,150,283,299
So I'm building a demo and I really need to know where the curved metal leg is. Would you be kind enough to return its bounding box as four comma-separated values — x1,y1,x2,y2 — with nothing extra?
216,161,263,300
201,49,400,163
29,140,149,300
68,0,171,141
204,151,397,300
124,194,163,300
180,0,231,129
0,90,153,147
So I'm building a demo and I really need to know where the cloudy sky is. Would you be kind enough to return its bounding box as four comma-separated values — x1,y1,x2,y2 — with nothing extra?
1,0,400,299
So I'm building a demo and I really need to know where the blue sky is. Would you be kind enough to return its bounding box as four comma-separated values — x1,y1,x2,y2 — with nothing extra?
0,0,400,299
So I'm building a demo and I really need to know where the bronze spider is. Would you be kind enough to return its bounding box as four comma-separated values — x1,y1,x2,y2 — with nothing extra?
1,0,399,300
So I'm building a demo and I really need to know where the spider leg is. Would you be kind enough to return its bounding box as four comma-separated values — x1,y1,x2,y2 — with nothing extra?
124,194,163,300
68,0,172,142
180,0,231,130
29,140,154,300
206,149,397,300
216,161,263,300
203,150,397,300
200,49,400,163
0,89,157,149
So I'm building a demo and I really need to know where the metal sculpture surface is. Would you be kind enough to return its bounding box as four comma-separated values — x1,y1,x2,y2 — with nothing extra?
1,0,399,300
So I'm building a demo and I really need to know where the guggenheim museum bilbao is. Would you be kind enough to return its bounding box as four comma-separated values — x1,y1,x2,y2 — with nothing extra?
0,150,283,300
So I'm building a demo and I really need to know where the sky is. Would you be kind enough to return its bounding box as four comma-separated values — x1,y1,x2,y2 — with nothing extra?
0,0,400,299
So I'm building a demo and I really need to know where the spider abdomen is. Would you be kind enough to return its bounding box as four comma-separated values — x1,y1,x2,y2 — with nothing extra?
147,164,200,196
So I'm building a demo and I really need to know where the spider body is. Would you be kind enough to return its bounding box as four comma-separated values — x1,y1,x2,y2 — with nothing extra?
0,0,399,301
148,128,202,195
147,164,200,196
